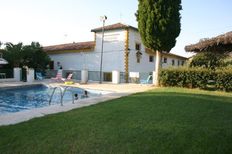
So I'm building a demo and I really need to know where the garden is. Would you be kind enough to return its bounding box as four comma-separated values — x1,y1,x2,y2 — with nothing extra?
0,88,232,154
160,31,232,92
0,1,232,153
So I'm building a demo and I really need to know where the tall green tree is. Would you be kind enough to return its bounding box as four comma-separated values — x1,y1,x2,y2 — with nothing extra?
136,0,182,86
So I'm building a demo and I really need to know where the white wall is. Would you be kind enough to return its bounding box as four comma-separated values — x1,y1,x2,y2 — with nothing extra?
49,29,125,72
128,29,187,74
161,56,185,68
49,52,95,71
95,29,125,72
128,29,156,73
48,28,186,76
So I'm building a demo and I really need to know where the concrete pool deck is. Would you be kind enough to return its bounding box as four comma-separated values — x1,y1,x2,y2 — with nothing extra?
0,81,155,126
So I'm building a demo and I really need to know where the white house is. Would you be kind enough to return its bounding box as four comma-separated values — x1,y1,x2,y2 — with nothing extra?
44,23,187,83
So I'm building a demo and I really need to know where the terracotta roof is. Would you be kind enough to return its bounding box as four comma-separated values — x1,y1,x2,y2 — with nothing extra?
185,31,232,53
162,52,188,60
91,23,138,32
43,41,95,53
145,48,187,60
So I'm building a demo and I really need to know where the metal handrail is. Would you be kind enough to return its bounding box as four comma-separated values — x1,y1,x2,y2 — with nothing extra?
48,85,74,106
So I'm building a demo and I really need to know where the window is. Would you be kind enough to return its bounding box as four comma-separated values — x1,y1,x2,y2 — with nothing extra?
49,61,54,69
135,43,142,63
103,72,112,82
172,59,175,66
136,51,142,63
135,43,141,51
163,57,167,63
181,61,185,66
178,60,180,66
149,56,154,62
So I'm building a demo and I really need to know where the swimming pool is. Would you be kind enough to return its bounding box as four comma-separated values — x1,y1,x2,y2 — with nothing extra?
0,84,102,115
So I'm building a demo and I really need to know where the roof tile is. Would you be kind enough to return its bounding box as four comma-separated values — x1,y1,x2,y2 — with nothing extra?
43,41,95,52
91,23,138,32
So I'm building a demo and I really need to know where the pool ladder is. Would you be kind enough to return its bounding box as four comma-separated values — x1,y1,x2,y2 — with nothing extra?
48,86,74,106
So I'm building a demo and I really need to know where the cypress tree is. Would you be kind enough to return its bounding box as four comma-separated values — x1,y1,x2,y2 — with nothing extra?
136,0,182,85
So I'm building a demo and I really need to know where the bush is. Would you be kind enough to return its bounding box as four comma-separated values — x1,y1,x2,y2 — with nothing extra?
189,52,227,69
160,67,232,91
215,67,232,91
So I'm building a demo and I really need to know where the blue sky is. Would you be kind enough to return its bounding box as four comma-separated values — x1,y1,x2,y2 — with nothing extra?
0,0,232,57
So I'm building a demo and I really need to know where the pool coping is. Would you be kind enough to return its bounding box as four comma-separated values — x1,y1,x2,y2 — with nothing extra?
0,83,43,90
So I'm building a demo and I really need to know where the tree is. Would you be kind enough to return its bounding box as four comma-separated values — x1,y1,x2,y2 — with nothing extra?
3,42,50,72
190,52,228,69
136,0,182,86
3,42,23,67
21,42,51,72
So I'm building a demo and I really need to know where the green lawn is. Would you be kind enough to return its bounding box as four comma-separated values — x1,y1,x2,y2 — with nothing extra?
0,88,232,154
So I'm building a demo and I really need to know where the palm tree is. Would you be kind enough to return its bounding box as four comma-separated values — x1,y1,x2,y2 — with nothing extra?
4,42,23,67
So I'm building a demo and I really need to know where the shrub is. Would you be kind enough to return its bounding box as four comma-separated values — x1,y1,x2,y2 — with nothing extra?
215,67,232,91
160,67,232,91
189,52,227,69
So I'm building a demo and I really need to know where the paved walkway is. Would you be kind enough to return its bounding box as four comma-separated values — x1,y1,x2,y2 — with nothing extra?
0,81,154,126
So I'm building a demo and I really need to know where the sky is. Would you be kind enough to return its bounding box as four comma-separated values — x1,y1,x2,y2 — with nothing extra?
0,0,232,57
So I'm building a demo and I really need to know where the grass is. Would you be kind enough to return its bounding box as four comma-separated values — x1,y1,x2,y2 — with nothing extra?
0,87,232,154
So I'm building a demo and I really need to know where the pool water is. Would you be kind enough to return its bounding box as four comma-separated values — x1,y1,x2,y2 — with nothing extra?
0,84,98,115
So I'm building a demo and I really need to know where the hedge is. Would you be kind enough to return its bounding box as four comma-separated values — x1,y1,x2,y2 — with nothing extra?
215,68,232,91
159,67,232,92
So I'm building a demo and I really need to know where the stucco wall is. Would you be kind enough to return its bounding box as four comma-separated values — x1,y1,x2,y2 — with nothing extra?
95,29,125,72
128,29,156,73
161,55,185,68
48,28,186,76
49,29,125,72
128,29,186,73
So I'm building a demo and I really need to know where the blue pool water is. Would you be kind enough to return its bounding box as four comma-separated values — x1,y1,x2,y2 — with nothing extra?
0,84,99,115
